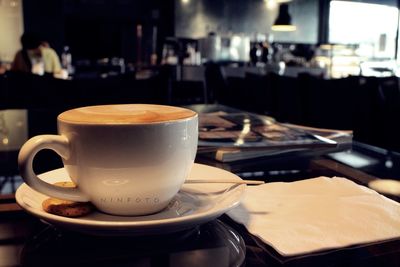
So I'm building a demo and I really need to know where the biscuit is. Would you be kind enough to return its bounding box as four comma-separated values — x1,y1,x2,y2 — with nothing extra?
42,181,93,217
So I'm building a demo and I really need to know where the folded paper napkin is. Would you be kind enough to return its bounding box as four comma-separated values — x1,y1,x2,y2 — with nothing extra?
227,177,400,257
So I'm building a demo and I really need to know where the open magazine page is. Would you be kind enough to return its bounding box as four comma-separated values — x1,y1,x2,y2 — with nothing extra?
198,112,338,149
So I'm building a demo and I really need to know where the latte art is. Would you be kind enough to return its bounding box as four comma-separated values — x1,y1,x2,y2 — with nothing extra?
58,104,197,124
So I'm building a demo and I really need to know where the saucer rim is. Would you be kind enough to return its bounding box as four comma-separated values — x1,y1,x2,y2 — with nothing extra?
16,163,245,231
368,179,400,196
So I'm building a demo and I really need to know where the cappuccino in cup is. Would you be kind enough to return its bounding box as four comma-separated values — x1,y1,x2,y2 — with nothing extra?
18,104,198,216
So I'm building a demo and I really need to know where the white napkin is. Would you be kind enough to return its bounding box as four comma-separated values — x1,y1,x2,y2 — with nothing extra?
227,177,400,257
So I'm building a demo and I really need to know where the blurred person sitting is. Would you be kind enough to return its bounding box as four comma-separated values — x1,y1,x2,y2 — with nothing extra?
11,32,62,76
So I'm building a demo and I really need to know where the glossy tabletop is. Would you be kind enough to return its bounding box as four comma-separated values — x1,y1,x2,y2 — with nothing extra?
1,105,400,267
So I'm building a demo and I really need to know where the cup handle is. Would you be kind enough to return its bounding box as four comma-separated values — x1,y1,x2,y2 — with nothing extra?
18,135,90,202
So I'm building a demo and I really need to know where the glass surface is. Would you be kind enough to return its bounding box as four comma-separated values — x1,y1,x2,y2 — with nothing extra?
19,219,245,267
1,104,400,267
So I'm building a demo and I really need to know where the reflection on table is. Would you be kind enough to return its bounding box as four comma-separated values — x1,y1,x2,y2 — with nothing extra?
0,104,400,266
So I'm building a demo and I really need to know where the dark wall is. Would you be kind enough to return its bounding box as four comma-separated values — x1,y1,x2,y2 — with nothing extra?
62,0,174,62
175,0,274,37
274,0,318,43
22,0,175,63
23,0,65,54
175,0,319,44
174,0,398,44
22,0,396,60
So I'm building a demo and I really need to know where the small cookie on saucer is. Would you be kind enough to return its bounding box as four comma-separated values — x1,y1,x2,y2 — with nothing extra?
42,198,93,217
42,181,93,217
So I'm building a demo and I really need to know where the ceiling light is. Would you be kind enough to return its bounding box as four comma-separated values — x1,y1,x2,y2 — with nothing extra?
272,4,296,32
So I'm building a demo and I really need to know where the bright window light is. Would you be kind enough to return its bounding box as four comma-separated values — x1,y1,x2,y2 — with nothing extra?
329,1,398,59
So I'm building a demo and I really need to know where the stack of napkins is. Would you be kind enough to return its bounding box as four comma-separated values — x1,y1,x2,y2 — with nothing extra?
227,177,400,257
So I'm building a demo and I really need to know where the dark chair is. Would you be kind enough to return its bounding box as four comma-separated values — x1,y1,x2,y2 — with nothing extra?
204,69,268,114
351,76,381,146
225,76,247,109
301,75,359,130
266,73,305,124
3,72,35,109
204,63,229,104
375,76,400,151
243,72,271,115
170,80,207,105
350,76,400,152
70,72,169,107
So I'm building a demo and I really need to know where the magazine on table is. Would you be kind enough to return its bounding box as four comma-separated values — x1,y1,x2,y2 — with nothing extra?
197,112,352,162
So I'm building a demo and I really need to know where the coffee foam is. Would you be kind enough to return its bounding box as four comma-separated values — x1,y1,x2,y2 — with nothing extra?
58,104,197,124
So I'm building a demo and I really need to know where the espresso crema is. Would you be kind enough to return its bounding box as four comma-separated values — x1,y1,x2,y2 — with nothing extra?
58,104,197,124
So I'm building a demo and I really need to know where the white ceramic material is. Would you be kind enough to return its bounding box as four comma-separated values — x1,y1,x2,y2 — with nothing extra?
15,164,246,236
18,104,198,216
368,179,400,196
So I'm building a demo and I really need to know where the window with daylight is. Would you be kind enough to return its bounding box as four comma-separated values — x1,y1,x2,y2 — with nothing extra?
329,1,399,59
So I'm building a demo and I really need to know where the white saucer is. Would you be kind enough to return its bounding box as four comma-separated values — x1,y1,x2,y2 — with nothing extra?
16,163,245,236
368,179,400,197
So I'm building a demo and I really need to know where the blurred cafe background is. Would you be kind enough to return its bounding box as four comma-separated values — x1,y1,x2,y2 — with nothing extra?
2,2,400,267
1,0,400,189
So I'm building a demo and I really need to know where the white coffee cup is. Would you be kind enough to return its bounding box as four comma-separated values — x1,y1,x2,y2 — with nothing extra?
18,104,198,216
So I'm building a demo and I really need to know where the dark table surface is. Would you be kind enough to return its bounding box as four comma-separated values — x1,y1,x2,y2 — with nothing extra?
1,104,400,267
